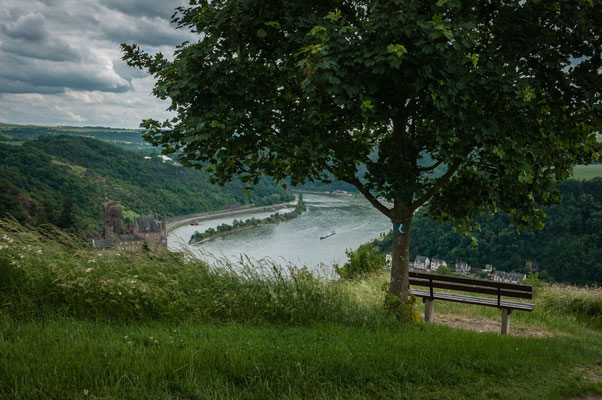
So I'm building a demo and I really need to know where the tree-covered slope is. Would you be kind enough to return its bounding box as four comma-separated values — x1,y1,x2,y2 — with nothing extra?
0,136,293,230
374,178,602,285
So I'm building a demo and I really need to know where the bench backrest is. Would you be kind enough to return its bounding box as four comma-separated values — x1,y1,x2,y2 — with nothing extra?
409,271,533,303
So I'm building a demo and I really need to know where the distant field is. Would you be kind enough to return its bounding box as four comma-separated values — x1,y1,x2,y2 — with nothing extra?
572,164,602,180
0,122,154,152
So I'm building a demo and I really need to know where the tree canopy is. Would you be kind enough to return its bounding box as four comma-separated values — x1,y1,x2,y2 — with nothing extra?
123,0,601,298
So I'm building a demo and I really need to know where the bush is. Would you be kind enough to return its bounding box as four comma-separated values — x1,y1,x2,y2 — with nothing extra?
336,244,385,280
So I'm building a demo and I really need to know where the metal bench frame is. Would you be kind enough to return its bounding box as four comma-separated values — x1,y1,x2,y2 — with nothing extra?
409,271,534,335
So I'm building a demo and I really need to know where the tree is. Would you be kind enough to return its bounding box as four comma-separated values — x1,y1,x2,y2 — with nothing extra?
123,0,601,300
336,244,386,280
57,197,76,231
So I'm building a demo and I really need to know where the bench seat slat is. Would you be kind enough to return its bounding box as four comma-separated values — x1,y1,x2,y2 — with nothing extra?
411,289,535,311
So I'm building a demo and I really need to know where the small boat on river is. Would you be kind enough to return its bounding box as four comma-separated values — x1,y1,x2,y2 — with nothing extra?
320,231,336,240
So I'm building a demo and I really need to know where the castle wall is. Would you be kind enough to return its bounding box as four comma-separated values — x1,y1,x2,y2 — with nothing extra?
102,202,124,238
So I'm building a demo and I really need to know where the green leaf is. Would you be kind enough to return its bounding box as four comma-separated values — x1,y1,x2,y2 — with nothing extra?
387,44,408,58
466,53,478,68
264,21,281,29
257,29,267,38
361,100,374,111
325,10,342,22
518,171,534,184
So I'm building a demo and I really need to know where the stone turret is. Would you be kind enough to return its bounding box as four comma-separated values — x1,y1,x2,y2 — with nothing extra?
102,202,124,238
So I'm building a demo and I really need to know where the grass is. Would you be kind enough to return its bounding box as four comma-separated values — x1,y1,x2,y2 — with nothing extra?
50,159,87,175
572,164,602,180
2,317,601,399
1,219,601,399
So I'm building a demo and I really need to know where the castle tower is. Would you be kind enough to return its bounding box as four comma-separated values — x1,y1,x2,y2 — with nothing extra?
102,202,124,238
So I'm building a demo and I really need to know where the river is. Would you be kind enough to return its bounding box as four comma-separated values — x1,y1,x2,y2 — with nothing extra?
168,193,391,272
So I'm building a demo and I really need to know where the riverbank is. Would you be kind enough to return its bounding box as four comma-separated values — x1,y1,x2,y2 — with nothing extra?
166,201,298,232
188,198,307,245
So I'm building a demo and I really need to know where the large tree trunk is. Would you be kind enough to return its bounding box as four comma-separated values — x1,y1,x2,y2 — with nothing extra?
389,211,413,301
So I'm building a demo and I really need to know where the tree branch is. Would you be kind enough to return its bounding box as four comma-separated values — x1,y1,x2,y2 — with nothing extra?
324,165,392,219
411,160,463,212
417,159,443,172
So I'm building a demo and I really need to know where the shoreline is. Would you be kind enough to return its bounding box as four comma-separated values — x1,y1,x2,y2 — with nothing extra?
188,222,267,245
166,201,297,233
188,202,307,246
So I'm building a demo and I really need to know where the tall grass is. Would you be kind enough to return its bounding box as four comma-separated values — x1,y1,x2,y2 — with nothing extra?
540,284,602,327
0,219,391,326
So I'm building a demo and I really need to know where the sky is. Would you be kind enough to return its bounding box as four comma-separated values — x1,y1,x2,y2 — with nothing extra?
0,0,194,128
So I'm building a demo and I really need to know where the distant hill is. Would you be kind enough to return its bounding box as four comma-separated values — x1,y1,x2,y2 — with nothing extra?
0,123,154,152
0,135,293,230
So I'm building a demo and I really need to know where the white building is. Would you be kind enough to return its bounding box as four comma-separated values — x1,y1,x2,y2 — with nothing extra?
414,256,430,270
430,259,447,272
455,261,471,276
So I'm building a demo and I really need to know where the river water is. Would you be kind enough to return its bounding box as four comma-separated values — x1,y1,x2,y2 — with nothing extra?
168,193,391,272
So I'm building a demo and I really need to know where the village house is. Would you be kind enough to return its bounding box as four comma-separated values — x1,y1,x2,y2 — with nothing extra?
483,264,493,273
429,258,447,272
489,270,527,284
454,261,471,276
414,256,430,270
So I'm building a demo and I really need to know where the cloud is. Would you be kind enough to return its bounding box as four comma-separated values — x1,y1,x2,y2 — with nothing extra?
66,111,88,122
100,0,186,20
1,13,47,41
0,0,191,127
1,38,81,62
0,12,81,62
100,15,192,47
0,56,131,94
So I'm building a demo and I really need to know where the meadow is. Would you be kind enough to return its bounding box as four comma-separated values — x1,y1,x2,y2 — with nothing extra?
572,164,602,180
1,220,601,399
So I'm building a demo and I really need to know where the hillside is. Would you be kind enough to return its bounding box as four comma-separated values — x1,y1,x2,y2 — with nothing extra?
373,178,602,286
0,220,600,399
0,122,153,152
0,135,293,230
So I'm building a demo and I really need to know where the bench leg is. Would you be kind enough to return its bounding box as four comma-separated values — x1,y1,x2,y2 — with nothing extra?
424,298,434,322
501,309,512,335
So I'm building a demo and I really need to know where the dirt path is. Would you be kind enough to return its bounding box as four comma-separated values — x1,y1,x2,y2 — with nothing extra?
427,313,554,337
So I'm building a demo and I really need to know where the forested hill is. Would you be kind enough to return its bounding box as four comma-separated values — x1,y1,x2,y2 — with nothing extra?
0,123,153,152
374,178,602,285
0,135,293,230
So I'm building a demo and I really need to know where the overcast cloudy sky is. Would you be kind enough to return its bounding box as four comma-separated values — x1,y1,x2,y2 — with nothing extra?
0,0,193,128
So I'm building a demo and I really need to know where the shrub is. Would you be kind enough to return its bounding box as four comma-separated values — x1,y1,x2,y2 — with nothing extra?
335,244,385,280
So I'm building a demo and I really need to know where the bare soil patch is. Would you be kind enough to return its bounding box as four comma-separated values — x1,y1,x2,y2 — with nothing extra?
426,313,554,337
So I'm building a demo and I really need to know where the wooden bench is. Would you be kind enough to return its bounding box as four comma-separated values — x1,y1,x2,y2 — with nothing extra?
409,271,534,335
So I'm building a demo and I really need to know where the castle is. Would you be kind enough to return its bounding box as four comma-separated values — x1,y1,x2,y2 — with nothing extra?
90,202,167,252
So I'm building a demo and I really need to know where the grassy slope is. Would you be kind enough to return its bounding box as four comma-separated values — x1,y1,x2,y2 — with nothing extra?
1,221,601,399
2,318,600,400
573,164,602,180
